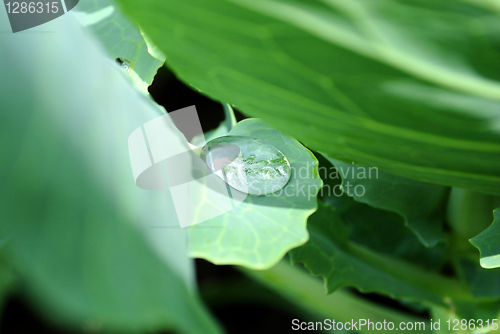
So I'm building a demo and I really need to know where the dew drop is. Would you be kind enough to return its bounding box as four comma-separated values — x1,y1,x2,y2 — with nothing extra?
202,136,292,196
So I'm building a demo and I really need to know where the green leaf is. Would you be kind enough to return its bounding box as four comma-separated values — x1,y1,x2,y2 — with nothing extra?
470,209,500,269
73,0,165,87
451,255,500,323
116,0,500,195
315,154,446,269
432,302,500,331
326,157,448,247
0,14,219,334
188,119,323,269
240,261,431,334
456,257,500,300
289,204,470,306
452,299,500,324
341,202,446,271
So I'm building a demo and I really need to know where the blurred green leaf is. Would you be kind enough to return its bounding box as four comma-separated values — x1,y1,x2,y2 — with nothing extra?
0,13,219,334
289,204,469,306
73,0,165,87
326,157,448,247
471,209,500,269
188,119,322,269
116,0,500,194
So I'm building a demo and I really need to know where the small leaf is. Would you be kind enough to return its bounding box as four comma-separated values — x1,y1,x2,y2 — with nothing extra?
456,257,500,300
326,157,448,247
315,154,446,269
452,299,500,323
451,257,500,323
188,119,323,269
73,0,165,87
342,202,446,271
471,209,500,269
290,204,468,306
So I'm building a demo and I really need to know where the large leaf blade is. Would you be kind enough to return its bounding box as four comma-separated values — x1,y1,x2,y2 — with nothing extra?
116,0,500,194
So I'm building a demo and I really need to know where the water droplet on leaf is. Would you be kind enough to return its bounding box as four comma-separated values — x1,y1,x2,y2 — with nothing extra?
202,136,292,196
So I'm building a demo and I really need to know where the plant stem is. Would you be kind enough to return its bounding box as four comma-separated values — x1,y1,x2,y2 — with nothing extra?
239,260,432,334
348,241,473,301
446,188,500,240
223,103,237,130
430,306,471,334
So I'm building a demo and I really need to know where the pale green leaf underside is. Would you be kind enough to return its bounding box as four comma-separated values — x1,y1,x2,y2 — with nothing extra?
73,0,165,86
471,209,500,269
188,119,322,270
0,13,219,334
117,0,500,194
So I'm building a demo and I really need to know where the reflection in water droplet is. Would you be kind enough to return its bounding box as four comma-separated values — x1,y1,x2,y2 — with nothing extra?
115,57,131,72
202,136,292,196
